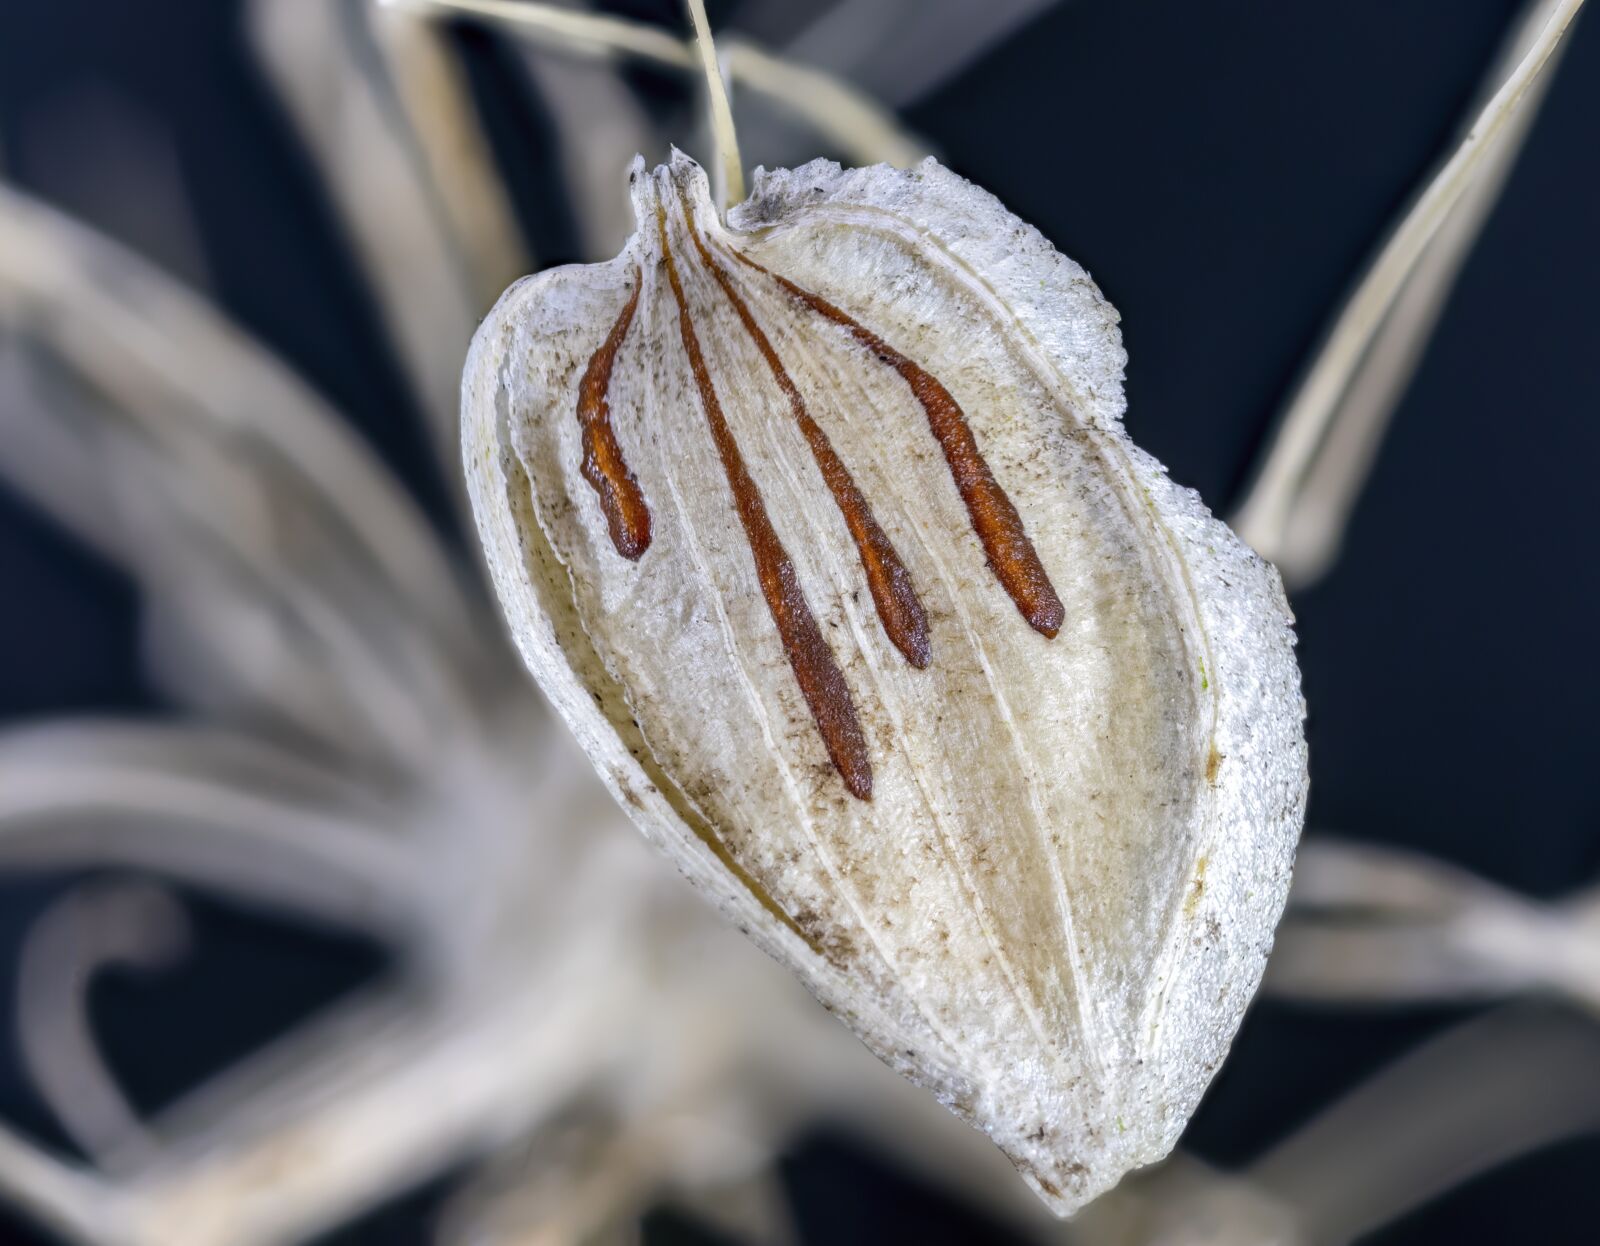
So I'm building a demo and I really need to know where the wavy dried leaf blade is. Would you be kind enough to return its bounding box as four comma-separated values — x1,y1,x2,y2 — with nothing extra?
464,152,1307,1212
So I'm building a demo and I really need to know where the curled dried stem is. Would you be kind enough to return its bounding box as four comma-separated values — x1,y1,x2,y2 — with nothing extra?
18,881,189,1175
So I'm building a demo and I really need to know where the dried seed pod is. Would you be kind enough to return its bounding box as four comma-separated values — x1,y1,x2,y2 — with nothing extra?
464,151,1307,1213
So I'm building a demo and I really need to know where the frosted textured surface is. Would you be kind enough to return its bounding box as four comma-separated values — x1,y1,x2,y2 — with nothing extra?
464,152,1307,1213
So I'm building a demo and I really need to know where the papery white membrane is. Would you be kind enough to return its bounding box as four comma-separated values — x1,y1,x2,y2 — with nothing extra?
465,151,1307,1213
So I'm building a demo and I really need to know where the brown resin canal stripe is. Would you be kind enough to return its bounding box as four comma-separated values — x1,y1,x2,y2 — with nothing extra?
567,196,1063,799
729,249,1066,639
675,186,931,669
575,270,651,559
656,207,874,801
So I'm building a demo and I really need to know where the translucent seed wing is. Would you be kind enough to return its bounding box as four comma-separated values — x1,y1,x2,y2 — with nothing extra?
463,151,1307,1213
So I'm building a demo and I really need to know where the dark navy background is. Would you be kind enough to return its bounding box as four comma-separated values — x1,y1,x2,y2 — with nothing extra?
1,2,1596,1242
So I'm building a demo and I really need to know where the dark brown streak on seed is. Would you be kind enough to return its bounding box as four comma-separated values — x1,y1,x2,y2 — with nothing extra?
576,269,651,559
675,187,931,669
730,249,1065,638
657,207,874,801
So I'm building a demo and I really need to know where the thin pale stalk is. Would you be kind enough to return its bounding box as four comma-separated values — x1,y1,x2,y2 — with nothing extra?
724,38,928,169
121,950,649,1245
509,43,656,259
1073,1009,1600,1245
1269,839,1600,1012
370,1,532,304
0,343,478,771
683,0,744,209
1266,920,1538,1004
435,1105,787,1245
383,0,695,68
782,0,1060,108
0,1125,124,1246
1283,837,1507,913
1232,0,1585,587
1250,1006,1600,1244
1268,840,1528,1004
0,344,366,753
0,722,421,934
248,0,503,480
386,0,932,168
0,185,513,771
662,1172,799,1246
0,182,488,679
